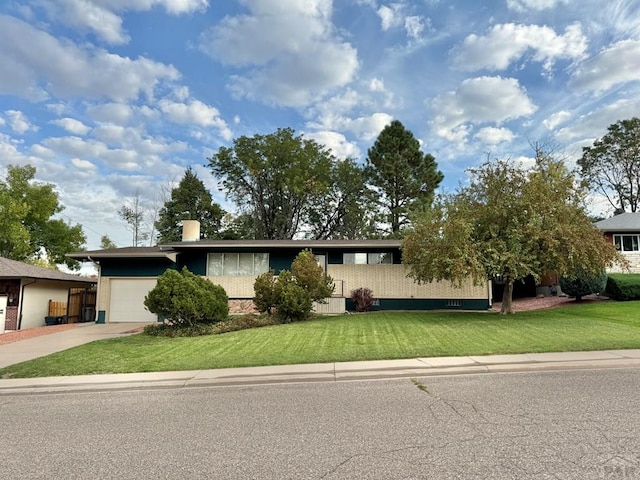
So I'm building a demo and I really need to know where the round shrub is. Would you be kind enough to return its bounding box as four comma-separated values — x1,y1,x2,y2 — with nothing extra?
559,268,607,301
144,267,229,326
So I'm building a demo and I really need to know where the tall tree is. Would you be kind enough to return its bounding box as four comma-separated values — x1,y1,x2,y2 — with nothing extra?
155,167,225,243
402,152,621,314
118,190,149,247
366,120,443,236
306,158,376,240
100,235,118,250
0,165,85,269
208,128,334,240
578,117,640,213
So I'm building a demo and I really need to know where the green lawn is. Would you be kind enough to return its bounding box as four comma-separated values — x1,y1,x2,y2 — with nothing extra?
2,300,640,378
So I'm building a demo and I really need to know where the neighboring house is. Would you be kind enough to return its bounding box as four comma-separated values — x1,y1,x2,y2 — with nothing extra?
595,213,640,273
67,222,491,324
0,257,96,331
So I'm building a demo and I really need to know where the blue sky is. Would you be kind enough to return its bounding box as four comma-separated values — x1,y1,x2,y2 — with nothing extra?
1,0,640,251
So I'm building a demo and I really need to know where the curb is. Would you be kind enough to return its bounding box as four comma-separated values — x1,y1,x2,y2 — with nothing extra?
2,355,640,395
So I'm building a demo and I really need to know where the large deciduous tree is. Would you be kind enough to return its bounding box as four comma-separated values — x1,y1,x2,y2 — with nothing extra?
0,165,85,269
366,120,443,236
155,167,225,243
209,128,363,240
402,153,621,314
306,158,375,240
578,117,640,213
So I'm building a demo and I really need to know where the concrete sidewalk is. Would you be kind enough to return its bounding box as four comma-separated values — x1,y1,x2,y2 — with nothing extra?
2,349,640,395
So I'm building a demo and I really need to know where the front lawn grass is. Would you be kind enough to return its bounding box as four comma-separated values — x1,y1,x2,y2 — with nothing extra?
2,300,640,378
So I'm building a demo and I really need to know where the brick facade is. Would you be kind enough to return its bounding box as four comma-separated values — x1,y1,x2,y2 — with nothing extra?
5,306,18,330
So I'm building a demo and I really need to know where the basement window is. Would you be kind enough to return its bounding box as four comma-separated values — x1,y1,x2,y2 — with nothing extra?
207,253,269,276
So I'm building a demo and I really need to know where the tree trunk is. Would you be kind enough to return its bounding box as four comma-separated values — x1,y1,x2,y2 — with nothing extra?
500,278,514,315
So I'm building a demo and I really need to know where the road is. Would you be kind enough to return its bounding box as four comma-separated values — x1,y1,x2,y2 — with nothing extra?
2,368,640,479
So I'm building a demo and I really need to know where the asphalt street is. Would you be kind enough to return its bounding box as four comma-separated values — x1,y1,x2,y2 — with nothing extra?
2,367,639,479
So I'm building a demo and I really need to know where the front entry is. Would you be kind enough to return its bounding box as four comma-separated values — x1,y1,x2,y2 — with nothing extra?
0,296,7,331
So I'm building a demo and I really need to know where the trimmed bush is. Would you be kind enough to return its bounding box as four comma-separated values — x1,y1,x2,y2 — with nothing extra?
291,250,334,302
559,269,607,301
144,267,229,327
253,250,334,322
350,287,374,312
606,274,640,301
253,270,277,314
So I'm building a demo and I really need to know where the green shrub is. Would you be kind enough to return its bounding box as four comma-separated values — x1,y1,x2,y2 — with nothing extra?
291,250,334,302
559,269,607,301
252,250,333,322
253,270,277,314
350,287,374,312
273,271,313,322
215,314,281,333
606,274,640,300
144,267,229,327
143,322,217,337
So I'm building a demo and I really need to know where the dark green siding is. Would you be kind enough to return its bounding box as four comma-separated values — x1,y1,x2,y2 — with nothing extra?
100,259,175,277
345,298,490,311
177,252,207,275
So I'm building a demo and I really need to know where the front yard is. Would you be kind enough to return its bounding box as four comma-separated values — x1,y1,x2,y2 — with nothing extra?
1,300,640,378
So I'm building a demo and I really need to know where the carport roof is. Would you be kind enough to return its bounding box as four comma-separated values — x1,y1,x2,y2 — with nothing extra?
0,257,96,283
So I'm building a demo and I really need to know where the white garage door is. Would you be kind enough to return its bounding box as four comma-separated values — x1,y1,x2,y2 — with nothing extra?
109,279,158,323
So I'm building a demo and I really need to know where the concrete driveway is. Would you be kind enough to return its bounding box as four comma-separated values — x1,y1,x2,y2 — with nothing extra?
0,322,151,369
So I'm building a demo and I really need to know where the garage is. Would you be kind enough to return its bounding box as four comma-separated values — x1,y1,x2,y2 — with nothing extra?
108,278,158,323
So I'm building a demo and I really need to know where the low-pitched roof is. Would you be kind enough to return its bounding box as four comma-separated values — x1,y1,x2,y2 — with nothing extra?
66,246,178,262
595,213,640,232
0,257,96,283
67,240,403,260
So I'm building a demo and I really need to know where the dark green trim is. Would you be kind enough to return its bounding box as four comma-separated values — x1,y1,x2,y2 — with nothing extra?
101,258,176,277
345,298,490,311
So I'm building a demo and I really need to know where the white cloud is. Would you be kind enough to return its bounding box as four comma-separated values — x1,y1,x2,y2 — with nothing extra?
0,15,180,102
474,127,515,145
506,0,568,12
51,117,91,135
452,23,587,72
158,99,232,140
543,110,571,130
404,16,427,40
37,0,209,44
199,0,358,107
377,5,401,31
303,130,361,159
71,158,97,171
570,40,640,93
346,112,393,141
431,76,537,141
87,103,134,124
5,110,37,134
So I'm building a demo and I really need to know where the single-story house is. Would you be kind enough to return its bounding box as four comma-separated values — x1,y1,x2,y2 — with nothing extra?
67,222,492,324
595,213,640,273
0,257,96,331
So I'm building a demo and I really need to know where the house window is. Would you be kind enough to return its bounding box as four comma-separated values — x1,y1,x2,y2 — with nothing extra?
614,235,640,252
343,252,393,264
207,253,269,276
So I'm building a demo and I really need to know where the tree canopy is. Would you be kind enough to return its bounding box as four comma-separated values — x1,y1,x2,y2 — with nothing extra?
366,120,443,236
208,127,370,240
0,165,85,269
578,117,640,213
155,167,225,243
402,152,621,314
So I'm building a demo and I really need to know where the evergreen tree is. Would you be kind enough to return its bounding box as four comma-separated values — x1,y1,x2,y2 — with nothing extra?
155,167,225,243
366,120,443,236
